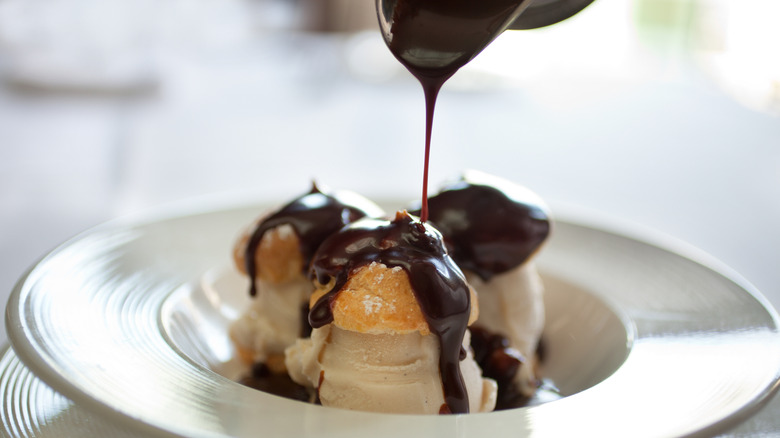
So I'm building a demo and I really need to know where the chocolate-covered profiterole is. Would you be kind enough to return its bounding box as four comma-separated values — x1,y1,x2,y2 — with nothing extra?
414,170,551,404
230,184,383,373
243,183,384,297
308,211,475,414
419,170,551,281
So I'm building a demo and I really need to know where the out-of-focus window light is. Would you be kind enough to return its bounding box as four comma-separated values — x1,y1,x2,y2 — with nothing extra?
0,0,253,93
459,0,638,110
693,0,780,115
0,0,776,114
460,0,779,115
469,0,636,83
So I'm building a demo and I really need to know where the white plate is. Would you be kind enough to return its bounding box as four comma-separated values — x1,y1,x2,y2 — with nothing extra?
6,202,780,437
0,344,144,437
2,343,780,438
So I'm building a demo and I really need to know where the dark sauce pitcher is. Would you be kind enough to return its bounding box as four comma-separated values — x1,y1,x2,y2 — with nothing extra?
376,0,595,73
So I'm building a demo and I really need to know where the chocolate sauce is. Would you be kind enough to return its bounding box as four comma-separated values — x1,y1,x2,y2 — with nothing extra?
239,363,311,403
469,326,530,410
414,172,550,281
244,183,383,296
377,0,533,221
309,211,472,414
299,302,313,338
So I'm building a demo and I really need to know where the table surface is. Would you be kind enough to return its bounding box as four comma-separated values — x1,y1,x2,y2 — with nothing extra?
1,0,779,435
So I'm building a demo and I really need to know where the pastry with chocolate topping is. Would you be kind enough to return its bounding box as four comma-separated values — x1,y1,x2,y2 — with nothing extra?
230,184,383,372
284,211,497,414
416,170,551,407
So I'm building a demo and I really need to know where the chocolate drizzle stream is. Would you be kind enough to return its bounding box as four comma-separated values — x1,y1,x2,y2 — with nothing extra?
377,0,534,221
309,211,472,414
244,183,382,296
415,172,551,281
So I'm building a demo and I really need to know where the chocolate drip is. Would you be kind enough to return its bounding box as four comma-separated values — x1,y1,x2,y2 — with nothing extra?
470,326,530,410
244,183,382,296
414,172,550,281
377,0,533,221
299,303,313,338
239,363,311,403
309,211,472,414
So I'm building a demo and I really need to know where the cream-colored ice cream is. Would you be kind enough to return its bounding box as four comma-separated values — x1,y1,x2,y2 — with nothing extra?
229,277,310,368
467,262,545,396
285,260,497,414
286,325,496,414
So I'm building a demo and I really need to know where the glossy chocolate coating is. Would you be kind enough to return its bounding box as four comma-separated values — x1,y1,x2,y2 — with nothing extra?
309,211,472,414
469,326,529,410
244,184,383,296
239,363,311,403
416,172,550,281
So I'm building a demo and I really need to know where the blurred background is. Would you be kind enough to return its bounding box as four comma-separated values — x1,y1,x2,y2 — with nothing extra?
0,0,778,399
1,0,779,433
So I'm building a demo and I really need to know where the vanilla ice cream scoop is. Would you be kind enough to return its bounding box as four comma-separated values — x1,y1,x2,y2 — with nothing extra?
286,212,496,414
286,324,496,414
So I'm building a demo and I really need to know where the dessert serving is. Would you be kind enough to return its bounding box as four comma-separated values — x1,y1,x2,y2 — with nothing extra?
232,0,555,416
229,172,551,414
